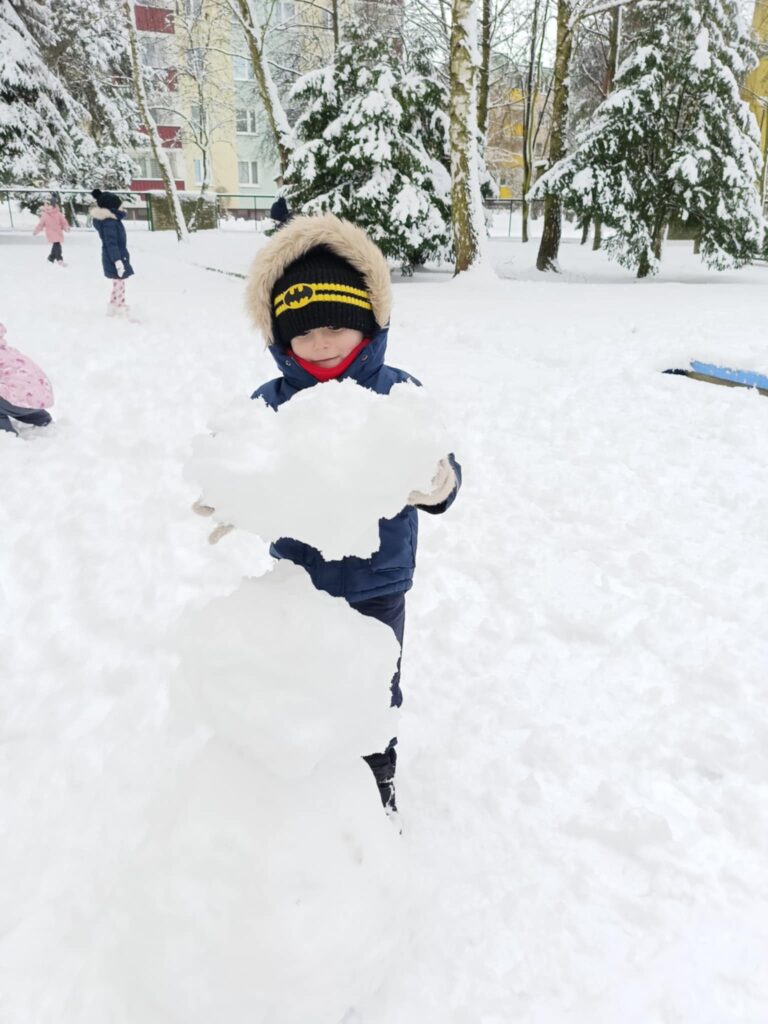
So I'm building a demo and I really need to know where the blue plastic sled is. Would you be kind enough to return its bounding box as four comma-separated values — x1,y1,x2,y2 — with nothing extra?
663,362,768,395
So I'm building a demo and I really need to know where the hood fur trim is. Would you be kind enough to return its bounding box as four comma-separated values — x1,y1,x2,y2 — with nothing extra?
90,206,117,220
245,214,391,346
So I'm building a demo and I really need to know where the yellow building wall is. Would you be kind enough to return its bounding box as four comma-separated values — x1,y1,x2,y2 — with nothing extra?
746,0,768,201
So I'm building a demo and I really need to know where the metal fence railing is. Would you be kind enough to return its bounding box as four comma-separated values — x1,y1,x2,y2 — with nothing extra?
0,187,279,233
0,188,549,238
0,188,151,231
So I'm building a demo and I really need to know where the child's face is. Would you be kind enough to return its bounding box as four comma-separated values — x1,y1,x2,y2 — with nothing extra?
290,326,364,368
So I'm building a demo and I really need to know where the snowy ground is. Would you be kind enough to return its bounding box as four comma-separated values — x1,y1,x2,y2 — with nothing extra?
2,224,768,1023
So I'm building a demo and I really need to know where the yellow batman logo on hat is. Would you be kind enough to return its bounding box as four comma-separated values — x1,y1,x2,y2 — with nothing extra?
284,283,315,309
273,281,373,318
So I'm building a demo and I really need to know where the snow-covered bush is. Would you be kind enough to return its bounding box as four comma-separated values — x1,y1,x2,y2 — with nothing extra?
531,0,764,277
285,30,453,272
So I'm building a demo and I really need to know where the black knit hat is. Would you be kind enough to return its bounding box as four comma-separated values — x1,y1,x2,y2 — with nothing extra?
271,246,377,348
91,188,122,211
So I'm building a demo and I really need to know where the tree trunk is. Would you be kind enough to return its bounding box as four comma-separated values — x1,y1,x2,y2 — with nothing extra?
592,215,602,250
604,5,621,95
580,216,591,244
477,0,491,139
123,0,189,242
637,219,666,277
450,0,485,273
231,0,292,176
332,0,340,48
653,221,665,263
536,0,572,272
521,0,544,246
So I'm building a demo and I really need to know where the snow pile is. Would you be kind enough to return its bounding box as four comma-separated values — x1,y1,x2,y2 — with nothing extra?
0,561,405,1024
187,379,453,559
96,563,405,1024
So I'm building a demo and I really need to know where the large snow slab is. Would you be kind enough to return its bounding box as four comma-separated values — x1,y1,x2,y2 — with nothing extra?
187,379,452,559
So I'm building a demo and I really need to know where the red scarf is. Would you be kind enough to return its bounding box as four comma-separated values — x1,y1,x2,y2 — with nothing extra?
290,338,369,381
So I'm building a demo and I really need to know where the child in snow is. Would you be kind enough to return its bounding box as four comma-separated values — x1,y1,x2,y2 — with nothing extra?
243,213,461,811
32,197,70,266
90,189,135,318
0,322,54,436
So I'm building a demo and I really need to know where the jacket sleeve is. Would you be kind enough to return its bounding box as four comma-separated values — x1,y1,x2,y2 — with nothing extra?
60,212,70,232
251,378,284,411
101,219,123,263
416,453,462,516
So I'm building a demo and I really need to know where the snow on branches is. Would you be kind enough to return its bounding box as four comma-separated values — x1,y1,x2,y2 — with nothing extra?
285,29,453,273
531,0,764,276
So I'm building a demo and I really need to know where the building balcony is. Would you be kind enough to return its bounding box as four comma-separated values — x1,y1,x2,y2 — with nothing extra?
134,5,175,33
138,125,182,148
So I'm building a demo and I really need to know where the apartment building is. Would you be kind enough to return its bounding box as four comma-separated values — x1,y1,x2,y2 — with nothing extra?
130,0,281,218
746,0,768,208
129,0,404,217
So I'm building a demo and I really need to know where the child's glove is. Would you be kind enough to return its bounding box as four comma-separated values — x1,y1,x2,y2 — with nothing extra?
115,260,125,278
408,457,457,507
192,498,234,544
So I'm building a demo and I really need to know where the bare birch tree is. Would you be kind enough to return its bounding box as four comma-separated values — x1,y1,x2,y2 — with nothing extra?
123,0,189,241
227,0,294,175
450,0,487,271
521,0,551,242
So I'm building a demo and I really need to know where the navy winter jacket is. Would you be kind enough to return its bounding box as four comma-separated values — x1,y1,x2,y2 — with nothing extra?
252,326,461,602
91,209,135,280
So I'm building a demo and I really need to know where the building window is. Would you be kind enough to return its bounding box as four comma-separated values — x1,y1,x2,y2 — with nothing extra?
135,152,178,179
232,55,255,80
238,160,259,185
183,0,203,17
236,109,258,134
190,104,206,130
275,1,296,24
187,47,205,74
141,36,168,68
193,159,206,184
135,154,163,179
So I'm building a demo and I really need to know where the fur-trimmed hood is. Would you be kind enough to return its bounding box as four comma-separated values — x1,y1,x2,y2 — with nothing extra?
90,206,119,221
245,213,391,347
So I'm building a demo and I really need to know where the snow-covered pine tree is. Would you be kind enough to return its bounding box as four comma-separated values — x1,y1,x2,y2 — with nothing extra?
34,0,140,187
285,29,453,272
0,0,94,185
531,0,764,277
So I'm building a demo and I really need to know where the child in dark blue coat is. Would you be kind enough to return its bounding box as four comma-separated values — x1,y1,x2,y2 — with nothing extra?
227,214,461,811
90,189,135,318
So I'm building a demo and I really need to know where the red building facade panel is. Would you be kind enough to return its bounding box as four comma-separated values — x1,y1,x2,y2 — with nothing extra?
129,179,186,192
137,125,182,148
134,5,174,33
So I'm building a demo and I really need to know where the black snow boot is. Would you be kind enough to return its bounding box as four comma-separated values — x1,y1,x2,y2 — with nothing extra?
363,741,397,812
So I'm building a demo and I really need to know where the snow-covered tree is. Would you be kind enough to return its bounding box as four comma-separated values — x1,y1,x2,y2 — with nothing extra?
32,0,140,186
285,29,453,271
532,0,764,276
0,0,94,185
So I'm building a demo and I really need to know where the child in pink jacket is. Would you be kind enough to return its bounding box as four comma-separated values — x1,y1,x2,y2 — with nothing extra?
0,323,54,436
33,198,70,266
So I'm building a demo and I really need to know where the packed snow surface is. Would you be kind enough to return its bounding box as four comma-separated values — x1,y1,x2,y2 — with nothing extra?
2,224,768,1023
